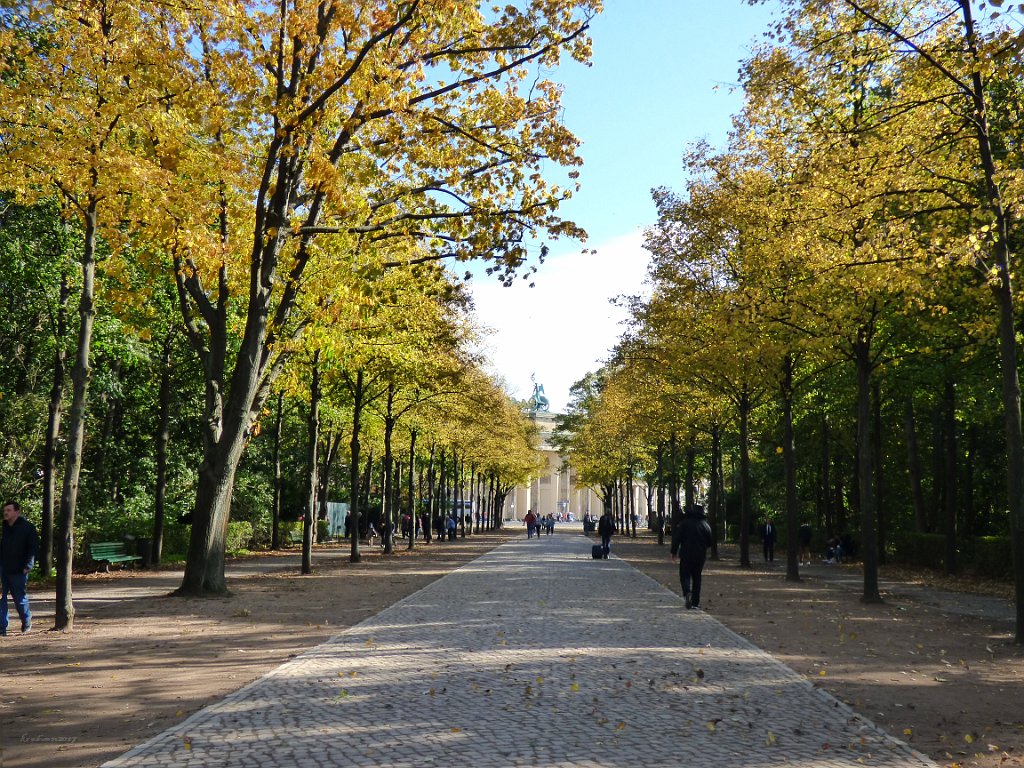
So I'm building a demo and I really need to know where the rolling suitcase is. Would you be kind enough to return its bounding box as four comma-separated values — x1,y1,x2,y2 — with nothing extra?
592,544,604,559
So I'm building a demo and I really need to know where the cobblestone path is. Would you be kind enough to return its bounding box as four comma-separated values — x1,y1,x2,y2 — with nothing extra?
104,535,936,767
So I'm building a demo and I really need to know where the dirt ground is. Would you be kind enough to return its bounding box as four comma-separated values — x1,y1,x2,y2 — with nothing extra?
614,536,1024,768
3,530,1023,768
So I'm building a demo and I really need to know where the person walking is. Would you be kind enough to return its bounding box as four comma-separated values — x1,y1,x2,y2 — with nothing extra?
523,509,538,539
798,522,812,565
597,508,615,558
670,504,713,610
1,501,38,635
760,517,777,562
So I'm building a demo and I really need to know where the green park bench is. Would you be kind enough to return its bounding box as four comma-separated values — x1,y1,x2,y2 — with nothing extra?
287,528,303,546
89,541,142,572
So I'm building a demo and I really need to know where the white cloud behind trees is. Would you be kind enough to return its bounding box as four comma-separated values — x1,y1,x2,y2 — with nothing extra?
470,231,650,413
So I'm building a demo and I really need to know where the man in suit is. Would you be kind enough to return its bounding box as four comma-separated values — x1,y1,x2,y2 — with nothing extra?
761,518,777,562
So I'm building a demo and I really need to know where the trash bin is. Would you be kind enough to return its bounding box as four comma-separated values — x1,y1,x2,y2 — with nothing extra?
135,537,153,568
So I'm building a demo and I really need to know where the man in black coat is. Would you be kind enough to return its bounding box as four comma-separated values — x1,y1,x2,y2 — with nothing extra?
597,508,615,558
670,504,713,609
1,501,38,635
760,518,777,562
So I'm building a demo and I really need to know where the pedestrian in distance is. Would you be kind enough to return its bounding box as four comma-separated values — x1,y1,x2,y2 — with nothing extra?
798,522,812,565
597,508,615,558
1,501,38,636
670,504,713,610
760,517,777,562
523,509,538,539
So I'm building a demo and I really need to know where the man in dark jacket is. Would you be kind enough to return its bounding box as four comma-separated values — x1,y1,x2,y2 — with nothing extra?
1,501,38,635
760,518,777,562
670,504,713,610
597,508,615,558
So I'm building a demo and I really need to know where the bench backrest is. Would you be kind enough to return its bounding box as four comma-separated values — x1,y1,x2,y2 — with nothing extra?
90,542,128,557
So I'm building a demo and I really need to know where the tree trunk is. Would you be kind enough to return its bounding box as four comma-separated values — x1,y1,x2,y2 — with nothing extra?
668,432,680,525
457,453,466,538
302,353,320,574
944,378,958,575
738,386,753,569
41,271,69,576
438,449,447,541
710,425,722,560
964,425,977,537
348,371,365,563
930,405,944,534
833,455,845,537
317,432,340,531
655,441,665,546
424,442,435,543
271,391,284,549
820,413,832,536
360,449,374,532
178,315,259,593
55,206,99,630
407,429,417,550
95,358,122,502
782,354,800,582
684,441,695,515
873,379,886,566
382,383,396,555
152,334,172,566
955,0,1024,645
903,396,927,533
855,330,882,603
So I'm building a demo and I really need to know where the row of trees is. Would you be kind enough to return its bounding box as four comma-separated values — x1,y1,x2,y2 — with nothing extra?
556,1,1024,642
0,0,597,629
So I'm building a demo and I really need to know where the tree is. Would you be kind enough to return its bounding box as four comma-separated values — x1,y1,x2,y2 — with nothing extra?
142,0,600,595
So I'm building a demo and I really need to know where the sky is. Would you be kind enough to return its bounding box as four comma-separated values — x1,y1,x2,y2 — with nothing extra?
469,1,777,412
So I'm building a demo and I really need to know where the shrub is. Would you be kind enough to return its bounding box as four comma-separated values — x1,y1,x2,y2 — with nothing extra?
226,520,254,553
892,532,947,570
968,536,1013,579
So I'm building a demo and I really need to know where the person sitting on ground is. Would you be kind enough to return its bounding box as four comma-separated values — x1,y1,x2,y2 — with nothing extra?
825,536,842,564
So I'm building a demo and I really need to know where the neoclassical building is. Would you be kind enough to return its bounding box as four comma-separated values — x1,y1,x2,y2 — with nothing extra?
503,408,602,522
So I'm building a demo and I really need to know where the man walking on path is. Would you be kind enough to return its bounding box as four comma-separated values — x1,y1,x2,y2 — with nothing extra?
761,517,777,562
523,509,538,539
597,507,615,558
671,504,713,609
1,501,38,635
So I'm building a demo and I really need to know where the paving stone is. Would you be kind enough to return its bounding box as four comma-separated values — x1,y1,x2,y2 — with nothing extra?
103,536,938,767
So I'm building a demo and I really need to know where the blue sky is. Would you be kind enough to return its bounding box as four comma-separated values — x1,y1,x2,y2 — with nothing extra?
471,1,777,411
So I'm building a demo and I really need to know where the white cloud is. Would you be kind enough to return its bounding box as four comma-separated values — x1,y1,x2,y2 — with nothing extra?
470,230,651,413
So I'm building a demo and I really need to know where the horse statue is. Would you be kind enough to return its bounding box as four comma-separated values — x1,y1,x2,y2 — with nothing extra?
529,382,550,412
